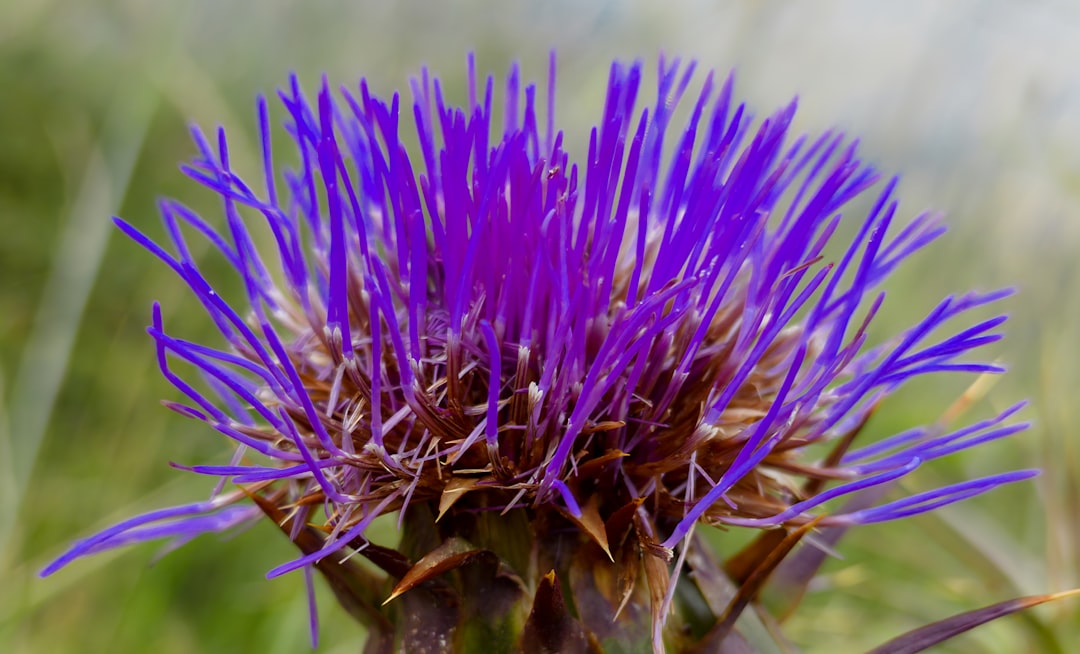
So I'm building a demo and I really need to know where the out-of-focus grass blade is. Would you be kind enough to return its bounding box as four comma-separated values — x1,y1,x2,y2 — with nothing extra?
768,488,890,621
769,373,1002,620
2,466,213,627
0,87,158,559
1036,342,1080,597
866,589,1080,654
684,533,788,654
694,518,821,652
248,490,393,651
916,502,1043,596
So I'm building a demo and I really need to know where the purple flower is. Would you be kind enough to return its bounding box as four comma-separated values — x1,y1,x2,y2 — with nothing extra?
43,53,1034,645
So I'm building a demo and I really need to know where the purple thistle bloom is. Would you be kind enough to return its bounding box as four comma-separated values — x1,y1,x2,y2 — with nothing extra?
43,53,1034,647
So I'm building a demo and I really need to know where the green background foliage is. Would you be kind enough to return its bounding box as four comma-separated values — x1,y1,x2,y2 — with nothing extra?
2,1,1077,651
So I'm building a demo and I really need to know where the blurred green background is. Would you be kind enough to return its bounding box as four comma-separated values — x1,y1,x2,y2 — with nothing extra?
2,1,1078,652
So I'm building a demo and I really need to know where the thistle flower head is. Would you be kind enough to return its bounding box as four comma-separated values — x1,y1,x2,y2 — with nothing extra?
44,54,1034,650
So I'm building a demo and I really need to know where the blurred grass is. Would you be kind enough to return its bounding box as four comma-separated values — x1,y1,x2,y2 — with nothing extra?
2,1,1079,652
